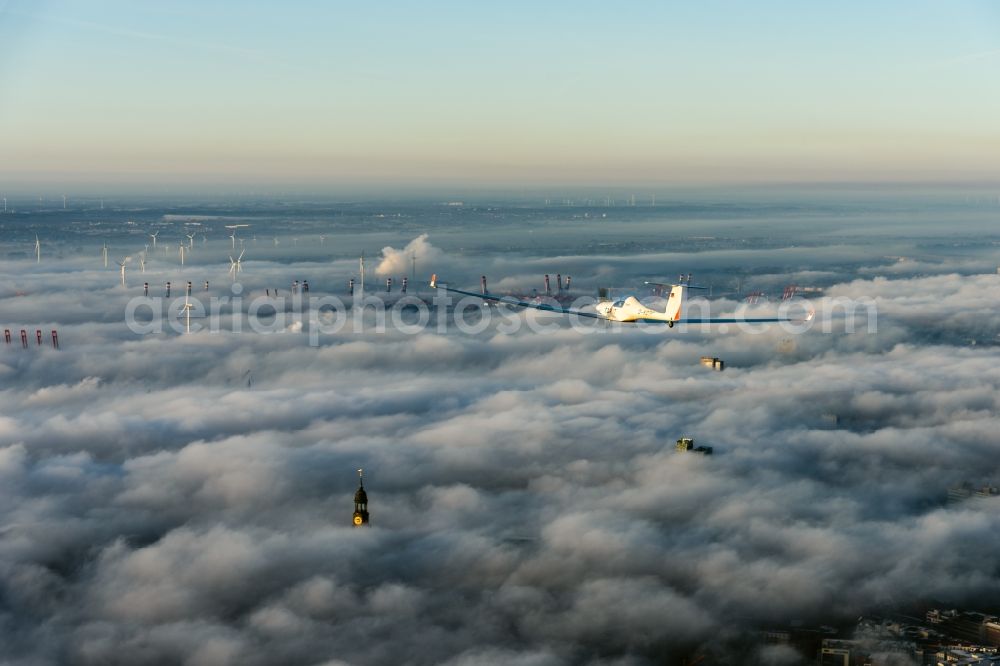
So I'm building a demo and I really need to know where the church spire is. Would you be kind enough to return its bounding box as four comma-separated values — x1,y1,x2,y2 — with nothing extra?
352,468,370,527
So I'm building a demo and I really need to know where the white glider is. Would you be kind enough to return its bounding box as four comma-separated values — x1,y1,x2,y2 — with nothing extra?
429,275,812,328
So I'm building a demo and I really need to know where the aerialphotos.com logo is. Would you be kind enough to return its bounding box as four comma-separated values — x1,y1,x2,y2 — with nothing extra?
124,284,877,345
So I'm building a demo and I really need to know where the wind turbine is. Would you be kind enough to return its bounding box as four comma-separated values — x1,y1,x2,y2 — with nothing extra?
186,233,195,249
359,252,365,294
149,231,159,249
229,248,245,279
102,243,109,268
116,256,131,287
180,295,195,333
179,244,186,266
34,235,40,263
139,252,146,273
225,224,249,249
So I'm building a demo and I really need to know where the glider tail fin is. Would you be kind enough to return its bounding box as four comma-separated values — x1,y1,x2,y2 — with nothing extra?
663,284,686,321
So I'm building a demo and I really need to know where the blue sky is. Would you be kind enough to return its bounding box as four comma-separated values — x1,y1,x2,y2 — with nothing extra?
1,0,999,188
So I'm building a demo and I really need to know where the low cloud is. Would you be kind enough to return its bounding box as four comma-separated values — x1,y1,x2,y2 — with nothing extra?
1,220,999,664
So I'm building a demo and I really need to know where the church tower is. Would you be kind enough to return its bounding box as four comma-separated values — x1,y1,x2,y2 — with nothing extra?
352,468,370,527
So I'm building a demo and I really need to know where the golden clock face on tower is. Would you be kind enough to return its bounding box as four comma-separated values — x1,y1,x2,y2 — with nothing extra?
353,514,363,526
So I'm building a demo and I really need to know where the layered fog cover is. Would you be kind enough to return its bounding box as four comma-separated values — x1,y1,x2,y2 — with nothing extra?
1,188,999,664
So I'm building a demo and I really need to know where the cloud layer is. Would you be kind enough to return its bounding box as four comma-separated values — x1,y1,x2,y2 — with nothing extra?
2,205,1000,665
